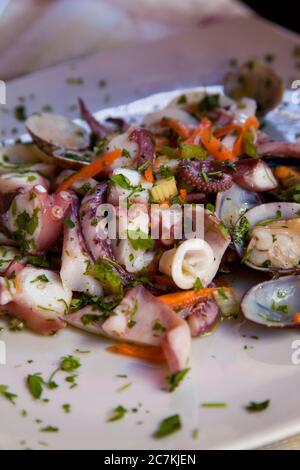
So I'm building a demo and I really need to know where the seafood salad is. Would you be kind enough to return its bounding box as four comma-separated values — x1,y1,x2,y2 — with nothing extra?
2,61,300,384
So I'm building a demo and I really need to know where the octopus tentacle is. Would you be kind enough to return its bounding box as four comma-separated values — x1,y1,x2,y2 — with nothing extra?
178,160,233,193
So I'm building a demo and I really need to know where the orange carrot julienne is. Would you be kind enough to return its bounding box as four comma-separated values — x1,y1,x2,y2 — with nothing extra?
183,118,235,160
184,118,211,145
199,118,236,161
293,313,300,323
157,287,233,309
160,117,192,140
232,116,259,158
179,188,187,203
107,343,166,363
56,148,122,192
214,124,242,139
274,166,300,182
144,167,154,183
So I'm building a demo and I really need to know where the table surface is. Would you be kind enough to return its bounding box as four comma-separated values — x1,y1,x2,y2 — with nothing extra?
1,16,300,450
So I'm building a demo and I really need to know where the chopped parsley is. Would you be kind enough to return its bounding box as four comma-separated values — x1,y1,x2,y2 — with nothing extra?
218,287,228,300
153,414,181,438
177,94,187,104
201,403,228,408
152,320,166,333
198,94,220,112
81,314,102,326
116,383,132,393
245,400,270,412
27,255,51,268
193,277,203,291
0,385,17,404
110,174,133,190
107,405,128,422
62,403,71,413
159,166,173,179
127,229,153,251
86,259,123,296
27,374,44,399
60,356,81,373
30,274,49,284
233,216,250,246
14,104,27,121
70,292,120,314
166,368,190,392
41,425,59,432
63,218,75,229
205,203,215,213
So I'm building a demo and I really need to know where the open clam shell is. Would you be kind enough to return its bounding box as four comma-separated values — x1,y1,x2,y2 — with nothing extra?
215,183,262,231
234,202,300,272
26,113,91,169
241,275,300,328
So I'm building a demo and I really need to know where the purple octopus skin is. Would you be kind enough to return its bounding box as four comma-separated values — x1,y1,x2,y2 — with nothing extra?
79,182,135,286
129,128,155,166
79,182,115,261
258,140,300,159
68,193,90,254
186,299,220,337
78,98,112,140
178,159,233,193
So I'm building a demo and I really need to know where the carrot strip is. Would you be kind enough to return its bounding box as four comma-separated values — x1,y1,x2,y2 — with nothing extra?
144,167,154,183
200,118,236,161
184,118,211,145
107,343,166,363
183,118,235,160
293,313,300,323
274,166,300,183
157,287,233,309
56,148,122,192
160,117,192,140
179,188,187,203
232,116,259,158
214,124,241,139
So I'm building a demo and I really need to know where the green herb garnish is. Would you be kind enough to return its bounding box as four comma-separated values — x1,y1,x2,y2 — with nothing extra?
63,218,75,229
127,229,153,251
245,400,270,412
0,385,17,404
233,216,250,246
108,405,128,422
30,274,49,284
153,414,181,438
166,368,190,392
27,374,45,399
110,174,133,190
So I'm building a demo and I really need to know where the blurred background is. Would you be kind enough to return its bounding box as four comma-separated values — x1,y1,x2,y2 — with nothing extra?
0,0,297,81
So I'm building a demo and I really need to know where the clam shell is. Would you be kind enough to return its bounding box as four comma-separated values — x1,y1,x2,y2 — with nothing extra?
26,113,90,168
234,202,300,272
215,183,262,230
241,275,300,328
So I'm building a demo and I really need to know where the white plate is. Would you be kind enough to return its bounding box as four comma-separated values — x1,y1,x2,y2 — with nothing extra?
1,86,300,450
